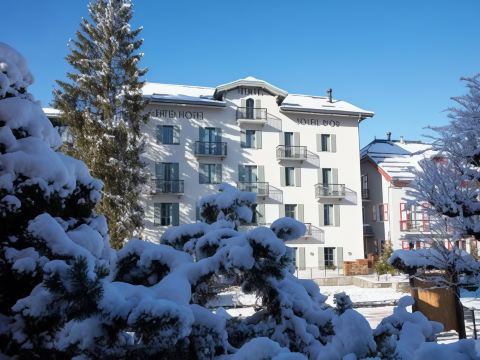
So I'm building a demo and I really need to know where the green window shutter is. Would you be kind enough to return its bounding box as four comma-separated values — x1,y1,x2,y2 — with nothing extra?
299,248,306,270
154,203,161,226
279,132,285,146
293,132,300,146
172,203,180,226
240,130,246,147
318,247,325,268
334,204,340,227
280,167,286,186
332,168,339,184
255,99,261,119
257,165,265,182
295,168,301,187
279,204,285,218
256,131,262,149
238,165,246,182
158,125,164,144
336,247,344,268
297,204,304,222
173,125,180,144
316,134,322,152
318,204,325,226
331,134,337,153
215,164,222,183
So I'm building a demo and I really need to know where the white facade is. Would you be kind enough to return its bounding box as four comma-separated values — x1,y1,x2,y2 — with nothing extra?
360,138,433,254
141,77,373,269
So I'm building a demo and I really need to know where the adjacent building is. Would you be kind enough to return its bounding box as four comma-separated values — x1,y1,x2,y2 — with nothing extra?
360,136,433,255
141,76,373,269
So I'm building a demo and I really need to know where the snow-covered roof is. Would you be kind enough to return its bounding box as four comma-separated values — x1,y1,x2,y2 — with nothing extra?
360,139,433,181
143,77,373,118
280,94,374,119
213,76,288,101
143,82,225,107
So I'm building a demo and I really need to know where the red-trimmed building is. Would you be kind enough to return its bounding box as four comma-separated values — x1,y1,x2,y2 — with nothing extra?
360,136,433,256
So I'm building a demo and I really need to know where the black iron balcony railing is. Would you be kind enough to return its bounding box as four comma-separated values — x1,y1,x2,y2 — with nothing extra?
276,145,307,159
236,107,267,121
361,188,369,199
194,141,227,157
151,179,184,194
400,219,430,232
303,223,325,243
237,182,269,197
315,183,346,198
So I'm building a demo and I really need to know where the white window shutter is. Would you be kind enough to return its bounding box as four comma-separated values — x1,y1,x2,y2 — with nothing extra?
172,203,180,226
316,134,322,152
241,98,246,108
297,204,304,222
238,165,246,182
331,134,337,152
318,247,325,269
279,132,285,145
334,204,340,226
279,204,285,218
257,165,265,182
299,247,306,270
215,164,222,183
173,125,180,144
156,125,163,144
332,168,339,184
295,168,301,187
255,99,261,119
293,132,300,146
280,167,286,186
256,131,262,149
257,204,265,224
318,204,325,226
336,247,344,267
240,130,246,147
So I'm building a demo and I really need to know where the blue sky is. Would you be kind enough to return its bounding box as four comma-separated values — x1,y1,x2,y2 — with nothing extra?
3,0,480,146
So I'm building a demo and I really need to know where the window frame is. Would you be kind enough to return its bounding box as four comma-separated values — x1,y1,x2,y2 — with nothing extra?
323,204,334,226
285,204,297,219
321,134,331,152
285,167,295,186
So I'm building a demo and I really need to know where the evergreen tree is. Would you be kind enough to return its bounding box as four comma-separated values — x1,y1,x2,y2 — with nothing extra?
374,241,396,280
54,0,148,249
0,43,112,357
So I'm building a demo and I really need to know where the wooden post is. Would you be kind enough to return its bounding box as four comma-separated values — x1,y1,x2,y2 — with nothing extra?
454,285,467,339
472,308,477,339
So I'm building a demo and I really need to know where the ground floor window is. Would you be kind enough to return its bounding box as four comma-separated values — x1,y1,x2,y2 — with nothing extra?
154,203,179,226
324,247,335,267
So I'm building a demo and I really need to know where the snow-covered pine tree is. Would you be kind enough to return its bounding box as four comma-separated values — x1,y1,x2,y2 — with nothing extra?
54,0,148,249
0,43,113,357
390,75,480,339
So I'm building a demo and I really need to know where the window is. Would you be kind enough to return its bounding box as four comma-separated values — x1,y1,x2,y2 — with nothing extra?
324,204,334,226
321,134,331,152
324,247,335,267
361,174,369,198
243,130,256,148
362,206,366,223
285,204,297,219
375,203,388,222
156,125,180,144
285,167,295,186
199,164,222,184
322,168,332,185
154,203,179,226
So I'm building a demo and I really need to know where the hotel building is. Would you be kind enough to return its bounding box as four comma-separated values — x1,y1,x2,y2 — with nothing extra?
140,76,373,269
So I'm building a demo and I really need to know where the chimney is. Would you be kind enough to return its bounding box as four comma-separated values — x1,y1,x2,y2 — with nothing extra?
386,131,392,141
327,88,333,103
400,136,405,144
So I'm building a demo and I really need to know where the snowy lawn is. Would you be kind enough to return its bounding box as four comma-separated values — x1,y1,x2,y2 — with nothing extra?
355,274,409,283
320,285,407,306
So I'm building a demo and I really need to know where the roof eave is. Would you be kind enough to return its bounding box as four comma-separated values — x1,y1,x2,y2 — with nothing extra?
280,106,374,120
146,96,226,108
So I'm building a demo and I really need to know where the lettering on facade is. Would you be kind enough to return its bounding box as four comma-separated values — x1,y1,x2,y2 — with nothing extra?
295,118,341,127
154,109,204,120
238,87,264,96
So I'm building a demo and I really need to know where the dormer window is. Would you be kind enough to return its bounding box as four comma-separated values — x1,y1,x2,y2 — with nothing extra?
246,98,254,119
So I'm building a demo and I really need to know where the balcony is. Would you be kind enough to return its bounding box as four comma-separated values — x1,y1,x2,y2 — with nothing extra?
237,182,269,198
150,179,184,195
276,145,307,161
315,183,346,199
361,188,369,200
301,223,325,244
194,141,227,158
400,220,430,232
236,107,267,126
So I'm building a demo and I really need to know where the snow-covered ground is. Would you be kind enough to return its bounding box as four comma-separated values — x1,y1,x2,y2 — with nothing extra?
320,285,406,306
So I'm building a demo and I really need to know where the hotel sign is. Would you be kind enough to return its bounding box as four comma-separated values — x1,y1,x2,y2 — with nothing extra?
295,117,341,127
154,109,204,120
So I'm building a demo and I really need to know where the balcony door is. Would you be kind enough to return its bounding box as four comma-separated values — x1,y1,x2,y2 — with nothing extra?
200,127,221,155
284,132,293,157
156,162,179,192
246,98,254,119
